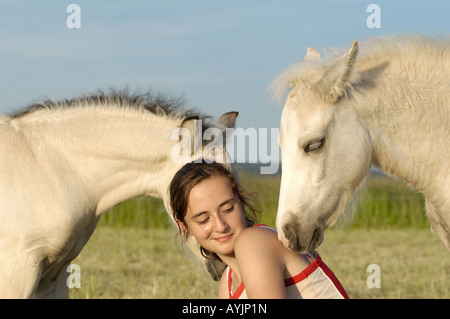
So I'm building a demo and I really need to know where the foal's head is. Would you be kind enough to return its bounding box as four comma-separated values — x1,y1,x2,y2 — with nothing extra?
273,42,372,252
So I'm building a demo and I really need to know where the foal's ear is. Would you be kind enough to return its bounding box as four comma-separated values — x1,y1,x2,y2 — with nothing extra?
180,115,199,133
216,111,238,130
304,46,321,62
315,41,359,103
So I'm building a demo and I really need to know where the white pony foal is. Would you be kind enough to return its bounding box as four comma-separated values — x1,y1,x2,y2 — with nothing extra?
272,35,449,253
0,90,235,298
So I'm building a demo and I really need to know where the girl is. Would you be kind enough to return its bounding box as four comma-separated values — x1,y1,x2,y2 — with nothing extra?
170,160,348,299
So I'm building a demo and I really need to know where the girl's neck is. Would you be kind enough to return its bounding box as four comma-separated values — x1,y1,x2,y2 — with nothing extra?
217,252,241,283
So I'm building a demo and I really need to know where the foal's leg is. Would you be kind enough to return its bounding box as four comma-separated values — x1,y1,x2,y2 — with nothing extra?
425,200,450,251
34,263,70,298
0,253,41,298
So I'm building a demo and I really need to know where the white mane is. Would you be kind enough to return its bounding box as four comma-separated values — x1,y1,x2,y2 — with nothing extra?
270,34,450,104
10,88,210,123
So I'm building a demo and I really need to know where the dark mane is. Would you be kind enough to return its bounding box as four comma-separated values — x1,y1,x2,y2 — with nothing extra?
11,88,208,121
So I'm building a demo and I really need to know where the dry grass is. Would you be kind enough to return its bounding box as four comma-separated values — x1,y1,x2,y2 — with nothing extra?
70,226,449,299
70,226,217,298
317,228,449,298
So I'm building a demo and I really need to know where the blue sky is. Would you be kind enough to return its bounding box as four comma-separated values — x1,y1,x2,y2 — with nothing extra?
0,0,448,132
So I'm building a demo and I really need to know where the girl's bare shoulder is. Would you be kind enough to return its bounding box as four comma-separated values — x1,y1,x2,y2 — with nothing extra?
234,225,281,255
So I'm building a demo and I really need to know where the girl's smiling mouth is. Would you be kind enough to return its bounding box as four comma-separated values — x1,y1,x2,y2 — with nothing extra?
212,234,233,242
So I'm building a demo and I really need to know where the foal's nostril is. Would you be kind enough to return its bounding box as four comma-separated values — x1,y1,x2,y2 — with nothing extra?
309,227,324,251
283,223,301,251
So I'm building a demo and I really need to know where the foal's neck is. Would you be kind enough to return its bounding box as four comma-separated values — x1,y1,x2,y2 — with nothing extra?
21,108,181,214
355,79,449,195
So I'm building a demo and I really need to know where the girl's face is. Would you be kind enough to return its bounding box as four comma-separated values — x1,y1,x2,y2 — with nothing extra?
181,175,247,258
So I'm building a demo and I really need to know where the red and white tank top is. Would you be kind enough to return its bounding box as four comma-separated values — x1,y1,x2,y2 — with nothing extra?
227,224,349,299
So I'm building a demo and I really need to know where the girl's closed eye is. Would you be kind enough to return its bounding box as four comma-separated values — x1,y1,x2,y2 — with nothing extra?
223,205,234,213
198,217,209,225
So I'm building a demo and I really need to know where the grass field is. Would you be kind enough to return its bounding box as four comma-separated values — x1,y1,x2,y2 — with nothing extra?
71,171,449,299
70,227,449,299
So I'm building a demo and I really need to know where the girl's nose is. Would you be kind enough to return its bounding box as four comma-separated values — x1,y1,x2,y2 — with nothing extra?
213,214,229,233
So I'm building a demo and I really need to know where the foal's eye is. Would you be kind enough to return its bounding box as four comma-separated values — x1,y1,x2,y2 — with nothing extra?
304,138,325,153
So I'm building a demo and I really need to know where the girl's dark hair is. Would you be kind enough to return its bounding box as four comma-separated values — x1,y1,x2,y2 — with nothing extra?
169,160,261,260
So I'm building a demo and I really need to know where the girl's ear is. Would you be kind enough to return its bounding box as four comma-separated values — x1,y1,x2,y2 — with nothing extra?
176,219,192,236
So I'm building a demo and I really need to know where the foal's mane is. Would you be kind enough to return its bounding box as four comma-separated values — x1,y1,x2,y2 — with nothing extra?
11,88,209,122
270,34,450,103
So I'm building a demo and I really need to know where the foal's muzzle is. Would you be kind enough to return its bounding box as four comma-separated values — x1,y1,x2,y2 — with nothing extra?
282,222,324,253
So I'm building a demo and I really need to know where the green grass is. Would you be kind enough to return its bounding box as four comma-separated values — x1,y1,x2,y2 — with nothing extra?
349,176,428,229
100,196,171,229
99,172,429,231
